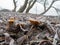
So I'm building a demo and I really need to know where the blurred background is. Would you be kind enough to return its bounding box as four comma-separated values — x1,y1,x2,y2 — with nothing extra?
0,0,60,16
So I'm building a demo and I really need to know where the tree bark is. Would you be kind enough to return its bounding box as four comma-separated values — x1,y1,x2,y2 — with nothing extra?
25,0,36,13
18,0,28,13
12,0,17,12
44,0,46,11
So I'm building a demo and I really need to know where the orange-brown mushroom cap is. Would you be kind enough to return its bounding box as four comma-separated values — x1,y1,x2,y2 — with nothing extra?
8,17,15,23
28,18,40,25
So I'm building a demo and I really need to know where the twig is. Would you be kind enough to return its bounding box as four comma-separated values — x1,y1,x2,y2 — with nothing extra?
27,25,34,36
20,24,28,31
40,0,55,15
38,40,52,45
17,35,28,45
44,0,46,11
16,25,34,45
46,21,55,35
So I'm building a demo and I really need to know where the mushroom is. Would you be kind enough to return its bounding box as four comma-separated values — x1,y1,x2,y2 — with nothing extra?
28,18,40,25
8,17,15,24
5,17,20,39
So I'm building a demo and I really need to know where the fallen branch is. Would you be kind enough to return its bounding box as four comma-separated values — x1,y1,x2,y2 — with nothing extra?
38,40,52,45
46,21,55,35
17,35,28,45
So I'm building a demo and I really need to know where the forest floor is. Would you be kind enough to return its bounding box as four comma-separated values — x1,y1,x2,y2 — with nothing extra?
0,12,60,45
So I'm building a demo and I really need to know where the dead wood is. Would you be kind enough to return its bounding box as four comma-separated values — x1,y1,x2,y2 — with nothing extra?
45,25,54,35
45,21,55,35
26,25,34,36
0,15,60,45
17,35,28,45
38,40,53,45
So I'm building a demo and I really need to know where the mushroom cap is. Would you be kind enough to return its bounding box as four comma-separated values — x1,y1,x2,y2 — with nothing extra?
8,17,15,23
28,18,40,25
